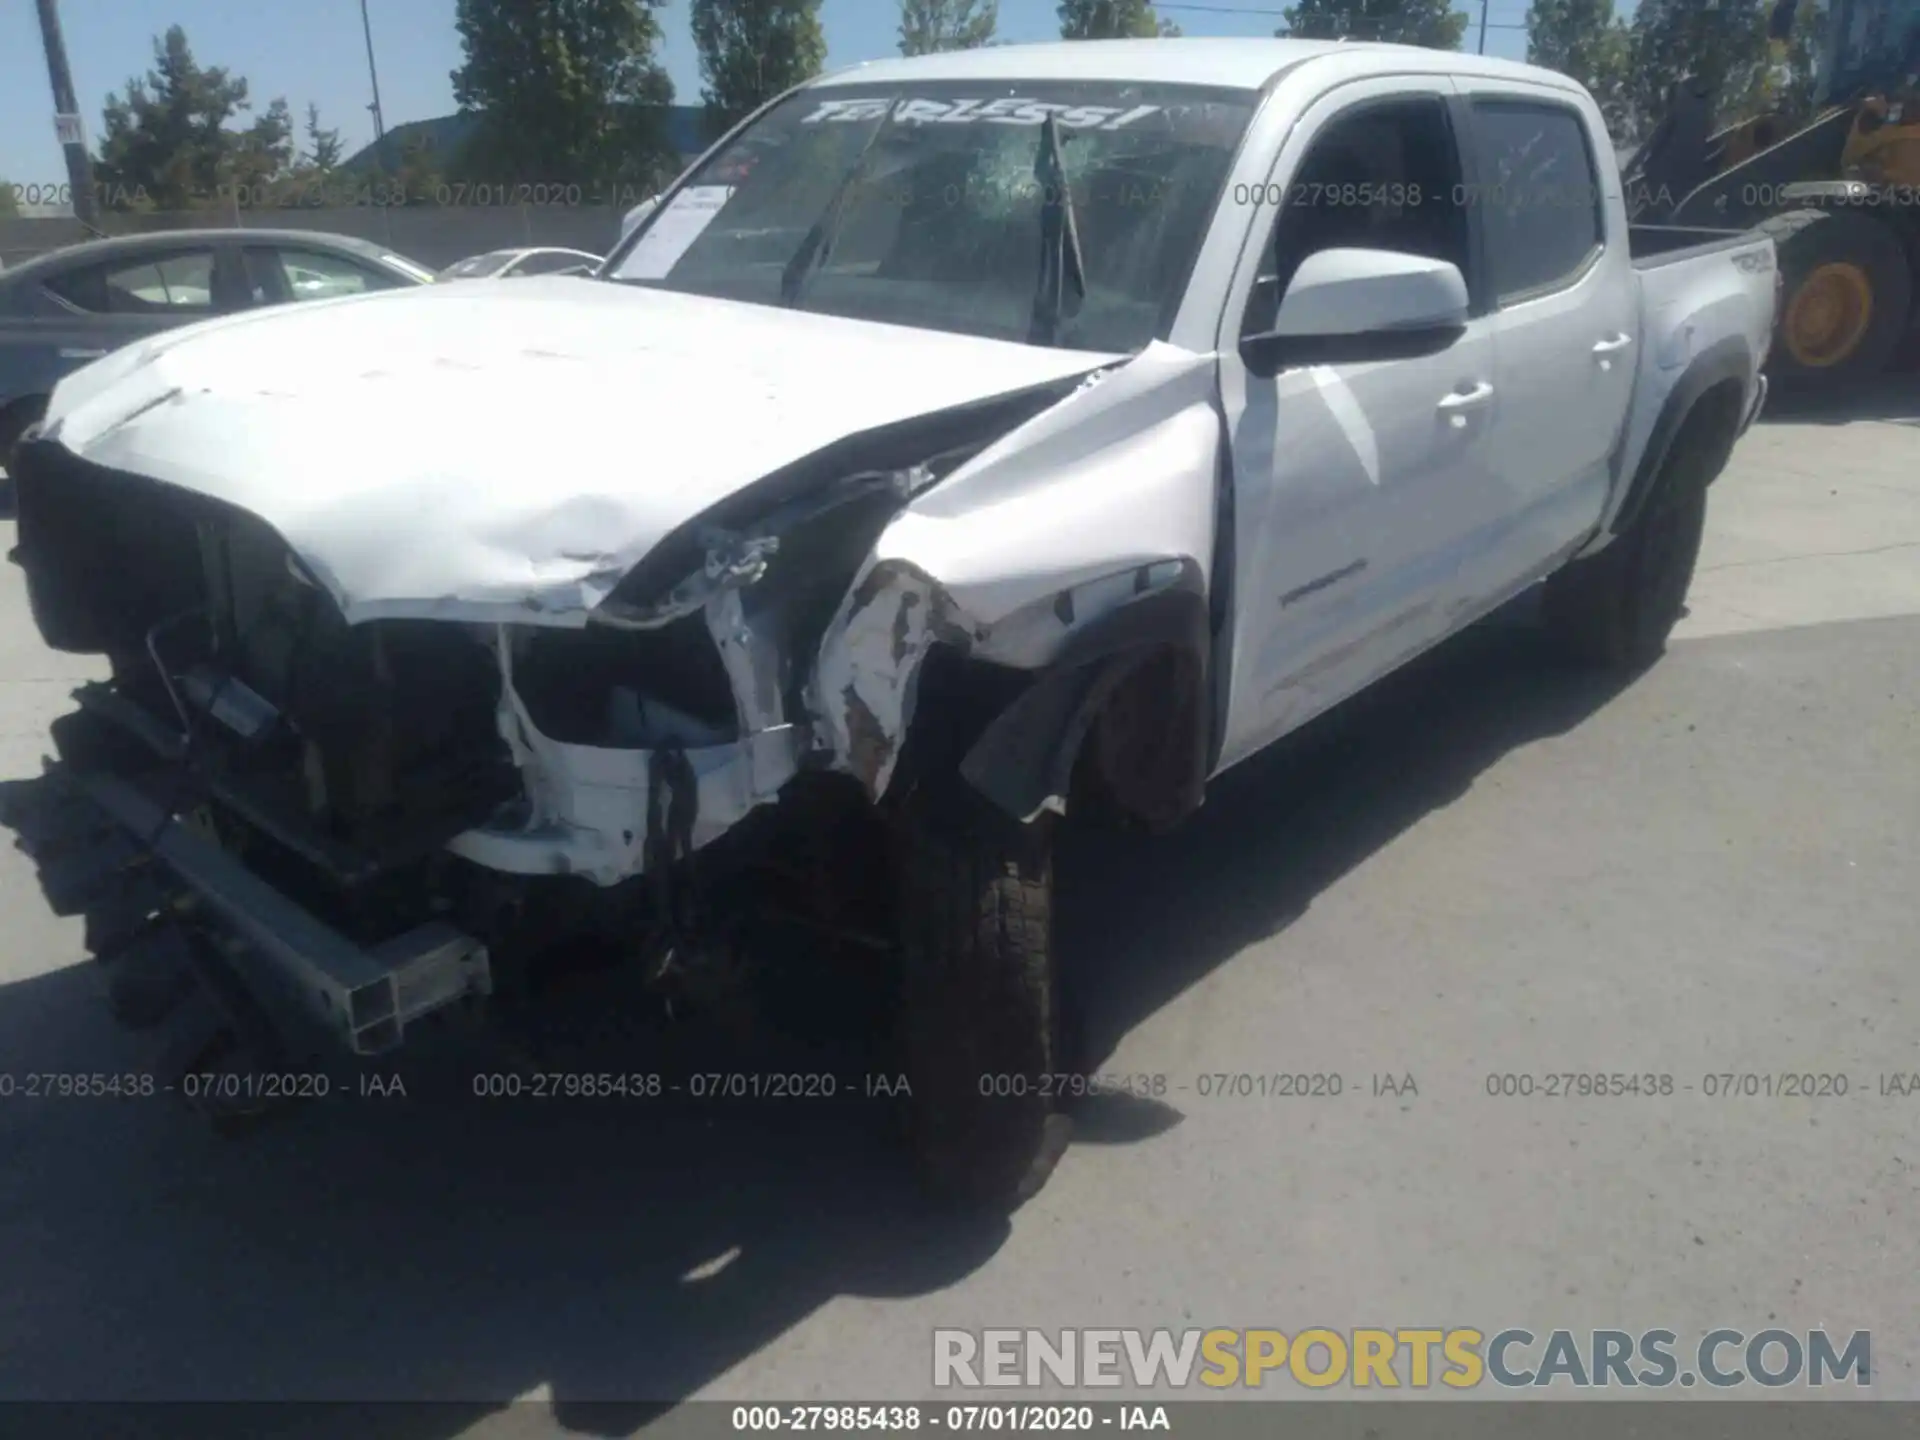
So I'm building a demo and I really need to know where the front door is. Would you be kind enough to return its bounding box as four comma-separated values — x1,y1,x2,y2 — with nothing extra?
1215,79,1498,773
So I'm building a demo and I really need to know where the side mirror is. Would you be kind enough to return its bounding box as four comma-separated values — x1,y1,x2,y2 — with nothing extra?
1240,247,1470,377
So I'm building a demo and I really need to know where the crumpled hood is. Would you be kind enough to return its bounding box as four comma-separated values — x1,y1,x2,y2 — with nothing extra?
39,278,1119,625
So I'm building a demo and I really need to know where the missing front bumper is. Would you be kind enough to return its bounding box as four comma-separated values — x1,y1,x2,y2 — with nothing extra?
447,723,803,884
72,767,491,1056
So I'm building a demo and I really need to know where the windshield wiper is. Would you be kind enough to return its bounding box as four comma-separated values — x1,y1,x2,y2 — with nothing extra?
1028,112,1087,347
780,96,901,307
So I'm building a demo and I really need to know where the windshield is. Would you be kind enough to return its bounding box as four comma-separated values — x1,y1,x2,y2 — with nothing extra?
606,82,1258,352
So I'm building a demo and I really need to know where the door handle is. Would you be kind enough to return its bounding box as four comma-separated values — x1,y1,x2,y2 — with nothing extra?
1592,334,1633,372
1437,381,1494,427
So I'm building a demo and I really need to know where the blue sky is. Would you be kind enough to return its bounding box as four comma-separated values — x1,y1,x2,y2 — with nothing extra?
1,0,1548,192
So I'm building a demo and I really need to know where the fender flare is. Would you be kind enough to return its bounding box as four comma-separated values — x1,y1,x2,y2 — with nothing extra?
1610,334,1754,539
958,562,1212,827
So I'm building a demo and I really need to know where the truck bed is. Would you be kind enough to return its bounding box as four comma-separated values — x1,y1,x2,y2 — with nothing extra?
1629,224,1763,268
1594,220,1777,547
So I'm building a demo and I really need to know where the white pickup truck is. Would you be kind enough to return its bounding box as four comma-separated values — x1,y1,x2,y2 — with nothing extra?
13,39,1776,1208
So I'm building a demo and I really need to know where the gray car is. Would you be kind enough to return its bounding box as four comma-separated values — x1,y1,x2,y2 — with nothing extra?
0,228,435,466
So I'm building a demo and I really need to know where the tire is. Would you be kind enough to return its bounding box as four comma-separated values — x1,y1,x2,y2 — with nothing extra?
894,787,1071,1211
1762,208,1913,384
1544,477,1709,672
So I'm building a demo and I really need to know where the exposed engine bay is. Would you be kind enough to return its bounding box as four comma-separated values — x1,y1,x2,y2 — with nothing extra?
10,283,1223,1060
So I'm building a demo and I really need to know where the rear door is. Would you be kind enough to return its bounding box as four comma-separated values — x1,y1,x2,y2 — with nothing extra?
1215,78,1499,771
1454,81,1637,590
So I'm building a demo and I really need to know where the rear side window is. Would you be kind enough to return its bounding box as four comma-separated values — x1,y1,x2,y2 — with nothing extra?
1467,100,1604,303
45,250,217,315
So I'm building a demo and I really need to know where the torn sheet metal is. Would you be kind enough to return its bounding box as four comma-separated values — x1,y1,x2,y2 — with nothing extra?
808,341,1222,800
455,626,800,886
36,280,1119,627
869,340,1220,631
808,561,965,798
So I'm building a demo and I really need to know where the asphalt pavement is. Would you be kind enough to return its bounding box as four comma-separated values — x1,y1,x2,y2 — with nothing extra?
0,377,1915,1431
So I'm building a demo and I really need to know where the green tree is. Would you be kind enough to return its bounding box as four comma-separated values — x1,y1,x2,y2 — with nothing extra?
393,135,451,206
1718,0,1827,125
303,103,343,171
94,26,254,211
227,97,294,197
692,0,827,136
1280,0,1466,47
451,0,677,191
899,0,999,53
0,182,18,218
1629,0,1769,129
1527,0,1634,137
1057,0,1182,39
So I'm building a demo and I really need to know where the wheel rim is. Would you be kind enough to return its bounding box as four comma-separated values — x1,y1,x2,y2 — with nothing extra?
1783,261,1874,368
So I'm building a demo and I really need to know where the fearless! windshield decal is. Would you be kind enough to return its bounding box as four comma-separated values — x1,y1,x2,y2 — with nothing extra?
800,97,1163,130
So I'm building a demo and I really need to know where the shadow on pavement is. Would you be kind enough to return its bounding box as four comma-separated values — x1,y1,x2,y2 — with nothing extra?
1758,345,1920,427
0,605,1632,1433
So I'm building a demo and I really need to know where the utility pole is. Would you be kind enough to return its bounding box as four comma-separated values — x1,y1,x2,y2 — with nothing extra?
34,0,100,229
359,0,389,173
1476,0,1490,53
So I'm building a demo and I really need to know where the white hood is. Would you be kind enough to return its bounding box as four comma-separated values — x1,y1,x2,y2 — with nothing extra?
40,279,1117,625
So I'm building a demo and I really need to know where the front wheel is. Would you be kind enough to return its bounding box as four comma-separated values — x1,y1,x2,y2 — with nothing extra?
893,791,1071,1211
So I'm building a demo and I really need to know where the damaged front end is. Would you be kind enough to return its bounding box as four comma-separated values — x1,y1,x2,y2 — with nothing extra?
11,337,1222,1061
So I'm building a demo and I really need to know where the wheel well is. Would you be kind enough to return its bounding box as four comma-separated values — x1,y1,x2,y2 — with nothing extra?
1067,644,1207,833
902,639,1208,833
924,581,1213,830
1615,339,1755,540
1667,379,1748,494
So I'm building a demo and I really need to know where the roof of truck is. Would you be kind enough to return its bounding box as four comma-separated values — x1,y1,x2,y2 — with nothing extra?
812,37,1570,93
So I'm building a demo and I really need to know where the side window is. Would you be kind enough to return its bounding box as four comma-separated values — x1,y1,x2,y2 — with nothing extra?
245,247,396,305
1242,96,1468,337
45,250,217,315
1467,100,1604,303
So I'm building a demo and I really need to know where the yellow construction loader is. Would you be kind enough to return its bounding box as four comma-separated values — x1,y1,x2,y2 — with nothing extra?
1628,0,1920,384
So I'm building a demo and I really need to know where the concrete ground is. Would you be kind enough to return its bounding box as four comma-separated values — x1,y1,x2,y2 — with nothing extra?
0,377,1915,1432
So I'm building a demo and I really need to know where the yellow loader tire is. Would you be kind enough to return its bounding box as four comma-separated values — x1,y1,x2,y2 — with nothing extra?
1764,208,1912,383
